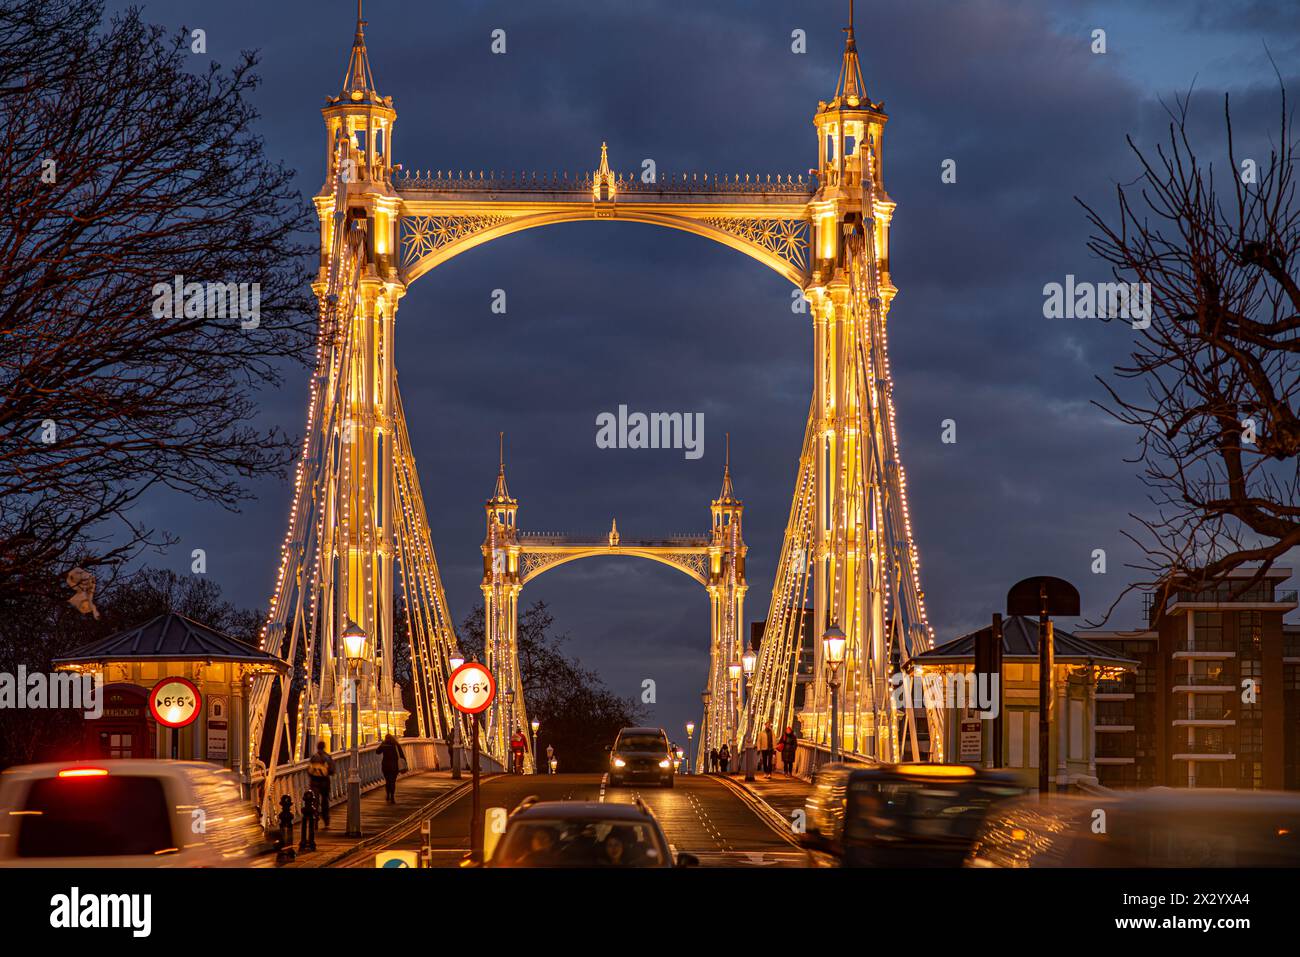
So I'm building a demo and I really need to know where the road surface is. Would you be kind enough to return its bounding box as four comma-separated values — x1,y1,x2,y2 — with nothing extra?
355,772,806,868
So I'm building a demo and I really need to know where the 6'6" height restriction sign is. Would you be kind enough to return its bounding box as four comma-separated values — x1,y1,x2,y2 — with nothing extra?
448,662,495,714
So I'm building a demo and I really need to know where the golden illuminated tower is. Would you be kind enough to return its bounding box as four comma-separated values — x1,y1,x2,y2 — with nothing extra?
801,3,909,761
311,5,408,747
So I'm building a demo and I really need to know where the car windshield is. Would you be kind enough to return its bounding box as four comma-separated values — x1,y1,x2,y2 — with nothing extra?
845,779,1023,843
616,735,666,752
17,775,176,858
494,818,666,867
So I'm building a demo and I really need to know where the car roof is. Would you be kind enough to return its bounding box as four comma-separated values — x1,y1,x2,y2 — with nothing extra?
1,759,225,780
511,800,656,821
617,727,667,735
821,762,1021,784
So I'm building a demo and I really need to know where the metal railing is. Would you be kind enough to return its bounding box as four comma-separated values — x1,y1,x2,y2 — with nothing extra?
792,740,876,779
395,169,814,196
252,737,448,827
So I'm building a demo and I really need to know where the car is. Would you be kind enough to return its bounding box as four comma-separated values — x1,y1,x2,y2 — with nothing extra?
486,797,699,868
966,789,1300,868
0,760,270,867
607,726,675,787
799,762,1025,867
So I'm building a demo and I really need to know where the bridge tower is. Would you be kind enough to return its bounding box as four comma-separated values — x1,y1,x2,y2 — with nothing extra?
703,443,749,757
309,6,408,749
481,439,524,760
800,3,913,762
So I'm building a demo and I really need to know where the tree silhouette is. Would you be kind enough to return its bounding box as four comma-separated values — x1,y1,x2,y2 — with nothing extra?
0,0,315,605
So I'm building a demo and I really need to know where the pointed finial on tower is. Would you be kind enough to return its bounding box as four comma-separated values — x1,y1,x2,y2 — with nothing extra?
342,0,380,98
490,431,513,503
833,0,868,107
718,432,737,502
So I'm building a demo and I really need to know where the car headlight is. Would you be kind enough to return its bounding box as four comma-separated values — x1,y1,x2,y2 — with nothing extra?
612,757,626,768
659,759,672,768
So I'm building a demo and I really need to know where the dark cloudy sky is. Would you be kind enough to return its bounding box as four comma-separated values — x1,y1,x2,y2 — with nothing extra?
109,0,1298,741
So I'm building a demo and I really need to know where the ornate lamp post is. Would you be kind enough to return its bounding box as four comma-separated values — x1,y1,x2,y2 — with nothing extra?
741,647,757,781
448,649,465,779
503,687,516,772
685,721,695,775
727,660,742,771
700,690,711,772
341,620,369,838
530,718,540,774
822,624,846,764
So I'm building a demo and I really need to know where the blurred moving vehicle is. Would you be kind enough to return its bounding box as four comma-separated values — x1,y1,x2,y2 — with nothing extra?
800,762,1024,867
487,796,699,868
0,760,269,867
607,727,675,787
967,790,1300,867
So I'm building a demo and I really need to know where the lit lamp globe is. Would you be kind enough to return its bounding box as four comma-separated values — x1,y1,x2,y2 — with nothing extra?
741,649,757,676
822,625,847,672
342,620,369,665
728,661,742,683
449,650,465,672
530,718,539,735
685,721,695,737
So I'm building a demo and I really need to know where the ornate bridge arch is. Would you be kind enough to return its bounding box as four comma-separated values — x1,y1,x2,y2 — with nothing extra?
479,452,746,766
396,150,813,288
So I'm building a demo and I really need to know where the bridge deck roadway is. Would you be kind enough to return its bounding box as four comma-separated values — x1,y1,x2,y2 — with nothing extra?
351,772,807,868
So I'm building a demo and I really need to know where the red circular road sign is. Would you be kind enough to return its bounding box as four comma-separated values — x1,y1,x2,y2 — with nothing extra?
149,676,202,729
448,662,495,714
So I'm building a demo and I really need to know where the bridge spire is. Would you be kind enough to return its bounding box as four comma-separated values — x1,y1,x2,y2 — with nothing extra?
717,432,738,504
490,431,514,506
833,0,868,107
342,0,380,98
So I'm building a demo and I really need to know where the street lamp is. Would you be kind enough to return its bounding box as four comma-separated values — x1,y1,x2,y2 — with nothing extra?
823,624,846,763
530,718,540,775
448,648,465,779
741,648,757,781
503,687,516,772
685,721,695,775
341,620,368,838
700,690,711,772
728,661,742,771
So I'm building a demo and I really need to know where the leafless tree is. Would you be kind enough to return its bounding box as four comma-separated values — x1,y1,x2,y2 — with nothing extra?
0,0,316,603
1079,82,1300,619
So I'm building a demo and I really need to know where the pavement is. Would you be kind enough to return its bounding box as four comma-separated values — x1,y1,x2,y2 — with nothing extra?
718,770,815,827
280,769,470,868
357,771,808,868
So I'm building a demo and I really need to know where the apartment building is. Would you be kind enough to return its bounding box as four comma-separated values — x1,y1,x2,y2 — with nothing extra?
1086,567,1300,790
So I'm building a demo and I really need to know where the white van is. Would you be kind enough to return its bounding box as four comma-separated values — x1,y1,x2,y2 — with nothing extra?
0,760,271,867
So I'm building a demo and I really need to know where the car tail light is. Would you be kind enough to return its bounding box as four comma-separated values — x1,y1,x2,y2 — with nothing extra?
57,768,109,778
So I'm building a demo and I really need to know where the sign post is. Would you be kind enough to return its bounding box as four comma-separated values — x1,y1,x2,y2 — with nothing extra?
448,662,495,862
1007,577,1080,800
149,676,201,760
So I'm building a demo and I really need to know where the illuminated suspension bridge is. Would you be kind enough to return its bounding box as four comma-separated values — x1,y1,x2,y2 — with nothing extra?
247,2,936,816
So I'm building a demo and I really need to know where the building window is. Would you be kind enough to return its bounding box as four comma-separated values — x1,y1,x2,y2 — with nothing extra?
1194,612,1224,650
1237,611,1263,654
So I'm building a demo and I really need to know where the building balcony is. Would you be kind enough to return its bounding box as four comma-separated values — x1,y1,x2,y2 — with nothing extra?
1095,724,1135,733
1094,757,1135,765
1095,691,1135,700
1172,752,1236,761
1165,589,1297,613
1173,646,1236,659
1172,677,1234,693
